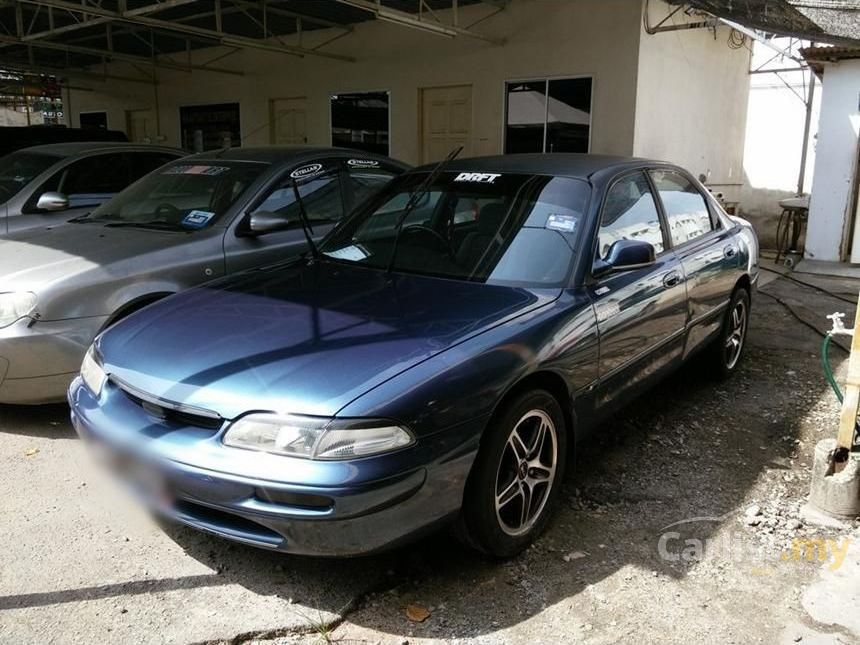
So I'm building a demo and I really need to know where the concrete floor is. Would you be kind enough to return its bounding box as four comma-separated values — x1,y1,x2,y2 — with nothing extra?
0,271,858,645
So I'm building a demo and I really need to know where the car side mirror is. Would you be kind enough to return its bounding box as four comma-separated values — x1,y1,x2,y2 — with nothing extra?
248,210,293,235
36,191,70,212
593,239,656,278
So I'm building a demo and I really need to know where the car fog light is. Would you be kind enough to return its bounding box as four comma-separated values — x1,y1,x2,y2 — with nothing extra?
223,413,414,460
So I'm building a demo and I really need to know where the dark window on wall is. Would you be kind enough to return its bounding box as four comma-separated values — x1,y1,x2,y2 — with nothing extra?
79,111,108,130
505,77,592,154
180,103,241,152
331,92,390,156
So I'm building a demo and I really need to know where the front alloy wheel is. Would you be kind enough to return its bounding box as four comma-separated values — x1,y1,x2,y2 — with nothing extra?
460,389,567,557
495,410,558,536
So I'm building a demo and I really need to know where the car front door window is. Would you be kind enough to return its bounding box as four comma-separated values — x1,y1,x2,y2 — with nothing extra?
598,172,665,259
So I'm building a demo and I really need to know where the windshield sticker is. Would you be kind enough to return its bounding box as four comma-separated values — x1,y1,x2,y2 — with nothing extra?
163,165,229,176
347,159,379,168
546,213,578,233
290,163,323,180
324,245,368,262
454,172,501,184
181,210,215,229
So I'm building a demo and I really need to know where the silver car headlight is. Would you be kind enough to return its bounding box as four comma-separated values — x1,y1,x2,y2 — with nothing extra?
223,413,414,460
0,291,37,328
80,346,107,398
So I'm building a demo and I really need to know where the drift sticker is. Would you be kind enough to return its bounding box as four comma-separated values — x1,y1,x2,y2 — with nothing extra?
546,213,578,233
290,163,323,179
454,172,501,183
163,165,229,176
181,210,215,229
347,159,379,168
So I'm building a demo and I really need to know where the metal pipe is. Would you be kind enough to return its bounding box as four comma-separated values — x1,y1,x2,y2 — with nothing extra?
798,69,816,195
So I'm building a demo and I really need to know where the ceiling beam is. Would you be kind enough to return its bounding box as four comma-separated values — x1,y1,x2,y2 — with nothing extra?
16,0,356,61
20,0,200,42
335,0,504,45
0,33,245,76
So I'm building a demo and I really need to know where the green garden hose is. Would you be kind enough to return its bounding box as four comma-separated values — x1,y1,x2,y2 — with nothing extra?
822,333,844,404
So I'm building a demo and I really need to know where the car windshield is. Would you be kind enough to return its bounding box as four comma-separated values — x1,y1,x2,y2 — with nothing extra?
84,161,266,231
319,171,590,287
0,151,60,202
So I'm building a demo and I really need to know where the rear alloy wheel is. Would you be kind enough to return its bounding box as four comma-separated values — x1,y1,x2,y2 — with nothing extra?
707,287,750,378
460,389,567,557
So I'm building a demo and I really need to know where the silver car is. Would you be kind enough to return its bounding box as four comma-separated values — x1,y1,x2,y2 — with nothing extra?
0,142,185,235
0,146,408,404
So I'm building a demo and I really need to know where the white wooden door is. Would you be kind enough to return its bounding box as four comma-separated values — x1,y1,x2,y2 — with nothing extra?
270,98,308,145
420,85,472,163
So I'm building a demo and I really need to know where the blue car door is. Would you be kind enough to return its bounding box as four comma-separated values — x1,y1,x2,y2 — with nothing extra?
648,168,739,354
589,170,688,412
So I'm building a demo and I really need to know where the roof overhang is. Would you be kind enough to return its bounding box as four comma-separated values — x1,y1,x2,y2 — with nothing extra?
668,0,860,45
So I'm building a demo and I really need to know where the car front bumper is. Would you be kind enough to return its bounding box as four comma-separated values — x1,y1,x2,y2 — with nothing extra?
68,377,482,556
0,315,108,404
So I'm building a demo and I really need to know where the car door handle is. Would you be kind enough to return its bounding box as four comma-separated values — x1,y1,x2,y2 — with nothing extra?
724,245,737,258
663,271,682,288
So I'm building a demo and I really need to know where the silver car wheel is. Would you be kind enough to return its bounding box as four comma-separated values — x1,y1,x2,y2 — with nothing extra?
724,300,747,370
494,409,558,537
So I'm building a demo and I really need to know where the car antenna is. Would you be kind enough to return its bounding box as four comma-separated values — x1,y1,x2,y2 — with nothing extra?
386,146,463,274
291,175,321,260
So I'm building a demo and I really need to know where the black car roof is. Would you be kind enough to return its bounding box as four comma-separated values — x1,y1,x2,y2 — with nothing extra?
19,142,182,157
185,146,406,167
413,153,667,179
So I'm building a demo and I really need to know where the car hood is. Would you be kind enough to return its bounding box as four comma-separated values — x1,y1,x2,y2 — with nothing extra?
98,261,558,420
0,222,201,290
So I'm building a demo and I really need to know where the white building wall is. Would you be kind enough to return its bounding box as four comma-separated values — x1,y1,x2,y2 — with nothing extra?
633,1,751,202
805,58,860,263
66,0,643,165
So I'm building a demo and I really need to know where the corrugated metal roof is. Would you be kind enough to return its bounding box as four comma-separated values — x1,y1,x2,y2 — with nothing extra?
669,0,860,44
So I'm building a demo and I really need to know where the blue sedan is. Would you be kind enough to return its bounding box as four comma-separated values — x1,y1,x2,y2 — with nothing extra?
69,154,759,557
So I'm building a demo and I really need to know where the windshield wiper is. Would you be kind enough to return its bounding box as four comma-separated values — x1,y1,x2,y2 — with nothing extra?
291,176,320,260
386,146,462,274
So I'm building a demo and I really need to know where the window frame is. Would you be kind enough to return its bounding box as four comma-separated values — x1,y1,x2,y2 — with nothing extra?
328,89,391,157
590,168,670,275
22,151,132,214
502,74,594,154
236,157,349,236
647,167,722,252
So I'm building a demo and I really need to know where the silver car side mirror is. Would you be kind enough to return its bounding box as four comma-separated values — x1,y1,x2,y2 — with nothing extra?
36,191,70,212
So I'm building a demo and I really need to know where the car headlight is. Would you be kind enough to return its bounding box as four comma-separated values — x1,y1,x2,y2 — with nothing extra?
223,413,414,460
80,346,107,397
0,291,37,328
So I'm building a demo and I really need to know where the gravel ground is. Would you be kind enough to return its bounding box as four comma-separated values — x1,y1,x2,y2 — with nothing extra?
1,269,859,644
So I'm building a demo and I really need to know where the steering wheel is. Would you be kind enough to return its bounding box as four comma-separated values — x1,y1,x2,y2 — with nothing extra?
400,224,458,262
154,203,181,222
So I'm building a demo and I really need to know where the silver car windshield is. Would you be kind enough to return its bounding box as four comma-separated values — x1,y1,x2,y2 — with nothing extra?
84,161,266,231
0,151,61,203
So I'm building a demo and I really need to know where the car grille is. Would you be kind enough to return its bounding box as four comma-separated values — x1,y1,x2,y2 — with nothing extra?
110,376,224,430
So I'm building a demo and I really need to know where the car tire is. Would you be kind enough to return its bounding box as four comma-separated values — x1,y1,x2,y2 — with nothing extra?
706,286,750,379
459,389,567,558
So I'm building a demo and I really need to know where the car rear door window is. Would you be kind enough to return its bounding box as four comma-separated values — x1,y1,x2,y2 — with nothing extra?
252,170,344,224
130,151,180,181
61,153,132,195
346,166,399,207
598,172,665,259
650,169,714,246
